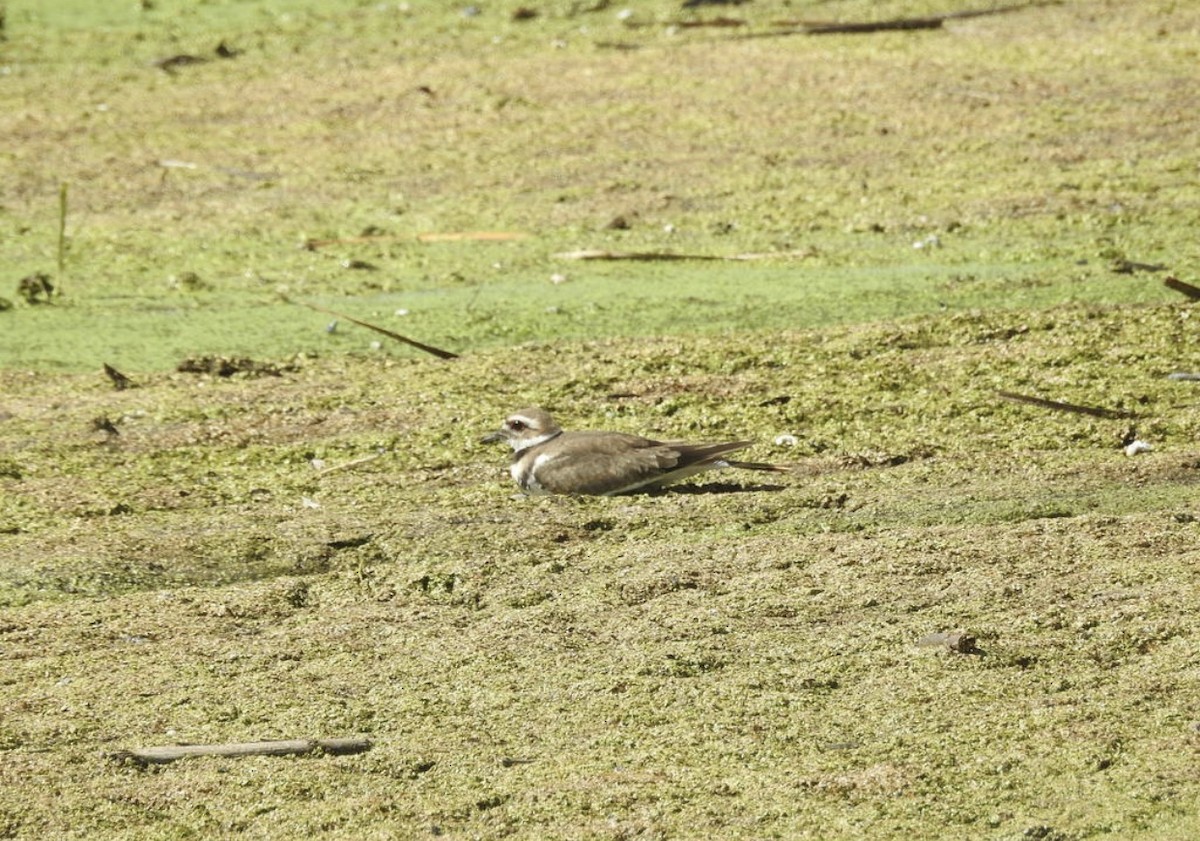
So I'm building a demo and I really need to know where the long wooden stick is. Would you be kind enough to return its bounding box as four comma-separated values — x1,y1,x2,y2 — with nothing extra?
287,297,459,360
765,1,1057,38
995,390,1136,420
1164,276,1200,300
112,738,372,766
802,16,945,34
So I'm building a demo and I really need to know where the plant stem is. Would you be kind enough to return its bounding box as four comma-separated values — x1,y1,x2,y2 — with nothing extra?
57,182,68,282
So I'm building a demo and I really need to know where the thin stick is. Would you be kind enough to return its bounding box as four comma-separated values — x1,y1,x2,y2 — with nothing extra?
995,390,1136,420
112,738,372,766
802,16,945,34
304,234,406,250
57,183,68,280
304,231,530,250
763,1,1058,38
1164,277,1200,301
287,298,459,360
555,249,725,262
553,249,813,262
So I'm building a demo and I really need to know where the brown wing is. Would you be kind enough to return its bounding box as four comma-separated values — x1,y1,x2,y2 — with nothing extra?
534,433,752,495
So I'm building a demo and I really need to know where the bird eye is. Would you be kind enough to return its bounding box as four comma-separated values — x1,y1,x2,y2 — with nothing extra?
508,419,526,431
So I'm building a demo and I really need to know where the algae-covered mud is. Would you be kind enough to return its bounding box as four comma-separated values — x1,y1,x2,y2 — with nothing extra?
1,1,1199,838
3,0,1196,369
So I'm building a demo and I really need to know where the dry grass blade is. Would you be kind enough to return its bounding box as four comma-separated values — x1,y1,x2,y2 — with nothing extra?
676,18,746,29
303,234,408,250
315,451,386,476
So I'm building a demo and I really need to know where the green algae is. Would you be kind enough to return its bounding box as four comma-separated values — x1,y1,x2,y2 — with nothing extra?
2,1,1200,839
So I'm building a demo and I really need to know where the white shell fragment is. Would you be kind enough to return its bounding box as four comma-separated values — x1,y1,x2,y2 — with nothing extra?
1124,440,1153,457
773,434,799,447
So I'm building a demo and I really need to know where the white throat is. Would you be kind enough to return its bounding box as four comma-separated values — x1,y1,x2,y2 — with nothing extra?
511,430,561,454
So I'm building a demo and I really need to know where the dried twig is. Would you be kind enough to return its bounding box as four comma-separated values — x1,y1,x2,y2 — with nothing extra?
995,390,1136,420
555,249,724,262
416,231,530,243
1164,277,1200,301
675,17,745,28
154,54,209,72
801,16,946,34
303,231,530,250
764,1,1057,38
103,363,134,391
287,298,459,360
111,738,372,766
553,248,813,262
153,41,242,73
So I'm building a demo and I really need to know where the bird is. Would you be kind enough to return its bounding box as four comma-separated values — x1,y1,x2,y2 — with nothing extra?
480,407,790,496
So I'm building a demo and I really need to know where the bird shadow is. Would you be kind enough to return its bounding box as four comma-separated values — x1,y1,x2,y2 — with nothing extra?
642,481,788,496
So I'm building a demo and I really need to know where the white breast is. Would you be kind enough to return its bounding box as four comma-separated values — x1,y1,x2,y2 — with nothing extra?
511,453,556,491
512,451,557,494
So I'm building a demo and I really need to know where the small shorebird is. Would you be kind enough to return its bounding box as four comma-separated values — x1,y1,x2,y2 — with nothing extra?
481,407,789,496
